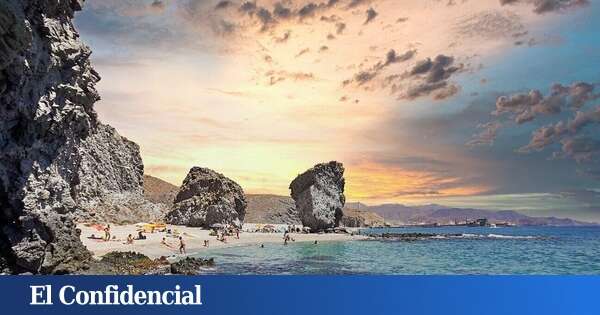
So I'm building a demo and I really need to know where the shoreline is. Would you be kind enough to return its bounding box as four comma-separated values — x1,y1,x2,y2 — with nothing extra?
78,223,368,260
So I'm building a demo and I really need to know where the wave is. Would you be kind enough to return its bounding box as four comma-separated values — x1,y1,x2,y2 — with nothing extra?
456,233,538,240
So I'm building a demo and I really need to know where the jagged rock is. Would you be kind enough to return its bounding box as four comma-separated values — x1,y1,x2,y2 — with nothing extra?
289,161,346,231
81,251,170,275
165,167,247,228
0,0,150,274
170,257,215,275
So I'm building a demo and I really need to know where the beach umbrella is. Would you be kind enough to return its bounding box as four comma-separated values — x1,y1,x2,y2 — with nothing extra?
211,223,225,229
263,224,275,229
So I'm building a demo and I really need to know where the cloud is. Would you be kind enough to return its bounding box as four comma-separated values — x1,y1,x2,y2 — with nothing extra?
215,1,234,10
500,0,589,14
558,137,600,162
467,122,503,147
364,7,378,24
518,106,600,161
344,49,416,86
295,48,310,57
335,22,346,34
265,70,316,85
455,10,524,40
494,82,599,124
273,2,292,18
518,121,568,152
399,54,463,100
274,30,291,43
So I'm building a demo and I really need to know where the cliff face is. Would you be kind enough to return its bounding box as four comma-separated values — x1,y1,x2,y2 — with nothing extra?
0,0,147,274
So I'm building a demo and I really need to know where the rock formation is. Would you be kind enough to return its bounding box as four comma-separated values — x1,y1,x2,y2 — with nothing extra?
289,161,345,231
0,0,150,274
165,167,247,228
170,257,215,275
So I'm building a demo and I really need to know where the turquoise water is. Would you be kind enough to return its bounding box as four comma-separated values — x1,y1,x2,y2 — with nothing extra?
193,226,600,274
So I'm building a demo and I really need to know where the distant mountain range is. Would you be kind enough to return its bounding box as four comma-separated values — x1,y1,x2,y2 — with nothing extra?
141,175,595,227
345,202,597,227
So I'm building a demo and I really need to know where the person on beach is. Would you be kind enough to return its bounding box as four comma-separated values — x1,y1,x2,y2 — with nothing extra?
260,244,264,248
236,228,240,239
314,240,318,245
179,236,186,254
137,231,146,240
104,224,111,241
126,234,134,244
204,240,209,247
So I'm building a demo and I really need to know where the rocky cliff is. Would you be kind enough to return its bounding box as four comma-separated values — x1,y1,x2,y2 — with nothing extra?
0,0,149,274
165,167,247,228
289,161,345,231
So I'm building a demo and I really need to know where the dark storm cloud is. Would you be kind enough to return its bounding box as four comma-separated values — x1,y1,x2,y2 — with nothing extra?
500,0,589,14
364,7,378,24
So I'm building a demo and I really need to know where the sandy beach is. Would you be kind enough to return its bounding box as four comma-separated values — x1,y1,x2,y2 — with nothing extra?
79,223,367,259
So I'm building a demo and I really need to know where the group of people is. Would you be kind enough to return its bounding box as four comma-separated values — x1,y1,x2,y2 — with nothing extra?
161,236,186,254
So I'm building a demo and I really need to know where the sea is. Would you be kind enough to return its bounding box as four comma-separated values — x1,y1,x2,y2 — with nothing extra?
193,226,600,274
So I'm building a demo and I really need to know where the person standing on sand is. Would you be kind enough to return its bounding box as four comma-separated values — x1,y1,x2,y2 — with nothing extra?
104,224,111,241
179,236,186,254
236,228,240,239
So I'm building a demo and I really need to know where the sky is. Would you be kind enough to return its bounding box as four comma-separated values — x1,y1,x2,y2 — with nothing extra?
74,0,600,222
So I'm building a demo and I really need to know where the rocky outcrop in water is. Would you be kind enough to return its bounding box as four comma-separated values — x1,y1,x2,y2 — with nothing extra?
0,0,151,274
170,257,215,275
289,161,345,231
165,167,247,228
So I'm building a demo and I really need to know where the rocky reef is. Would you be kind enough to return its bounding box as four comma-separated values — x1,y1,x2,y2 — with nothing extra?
165,167,247,228
0,0,153,274
170,257,215,275
289,161,346,231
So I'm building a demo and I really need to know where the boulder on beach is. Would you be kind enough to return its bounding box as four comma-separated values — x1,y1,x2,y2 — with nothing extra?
289,161,346,231
165,167,247,228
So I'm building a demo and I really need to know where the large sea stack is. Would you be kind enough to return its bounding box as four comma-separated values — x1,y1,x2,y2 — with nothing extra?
165,167,247,228
289,161,345,231
0,0,150,274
